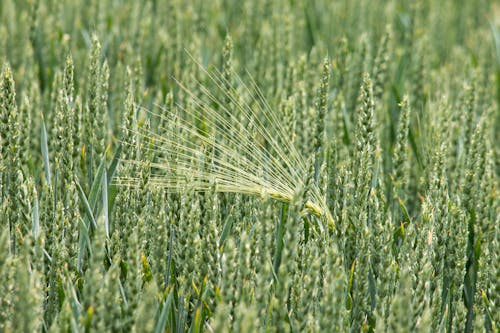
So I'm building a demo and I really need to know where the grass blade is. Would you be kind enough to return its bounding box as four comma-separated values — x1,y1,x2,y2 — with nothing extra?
76,181,97,230
102,168,109,238
40,118,51,188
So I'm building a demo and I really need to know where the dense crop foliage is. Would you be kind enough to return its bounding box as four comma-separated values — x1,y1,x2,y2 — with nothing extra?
1,0,499,332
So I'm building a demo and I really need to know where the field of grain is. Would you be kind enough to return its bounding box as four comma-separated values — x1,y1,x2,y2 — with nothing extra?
0,1,499,332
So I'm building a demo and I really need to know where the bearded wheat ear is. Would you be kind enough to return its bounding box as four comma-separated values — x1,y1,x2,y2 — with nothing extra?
116,60,334,231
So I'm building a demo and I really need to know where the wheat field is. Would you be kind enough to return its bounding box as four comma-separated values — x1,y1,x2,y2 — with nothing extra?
0,0,499,332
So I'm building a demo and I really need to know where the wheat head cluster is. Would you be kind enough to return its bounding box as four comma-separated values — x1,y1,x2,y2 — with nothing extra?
0,0,499,332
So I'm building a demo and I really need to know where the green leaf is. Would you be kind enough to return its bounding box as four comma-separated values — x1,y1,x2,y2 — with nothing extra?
77,217,92,273
191,305,203,333
398,197,411,223
32,194,40,239
176,296,186,333
481,290,495,326
76,181,97,230
219,215,234,247
107,144,122,184
62,273,82,332
346,259,356,311
40,119,51,188
102,168,109,238
89,156,107,213
154,292,173,333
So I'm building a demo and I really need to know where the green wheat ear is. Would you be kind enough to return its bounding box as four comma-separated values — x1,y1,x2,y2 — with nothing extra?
117,59,334,231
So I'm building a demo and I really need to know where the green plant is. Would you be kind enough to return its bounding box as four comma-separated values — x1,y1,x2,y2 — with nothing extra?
0,0,498,332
